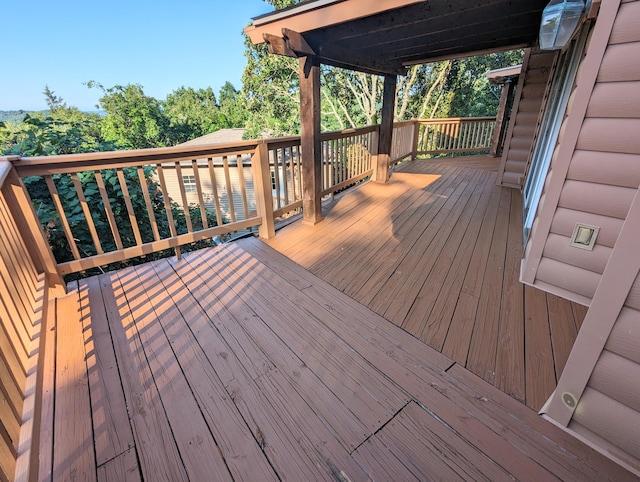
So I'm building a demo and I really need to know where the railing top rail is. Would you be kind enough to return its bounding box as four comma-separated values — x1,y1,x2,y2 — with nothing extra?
13,138,263,168
12,141,268,177
0,160,12,189
416,116,496,123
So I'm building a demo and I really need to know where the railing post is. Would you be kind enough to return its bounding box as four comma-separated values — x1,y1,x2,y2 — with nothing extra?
251,142,276,239
411,120,421,161
1,159,65,292
373,74,397,182
299,56,323,225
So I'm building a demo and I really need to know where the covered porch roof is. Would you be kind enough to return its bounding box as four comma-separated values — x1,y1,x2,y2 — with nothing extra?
245,0,549,76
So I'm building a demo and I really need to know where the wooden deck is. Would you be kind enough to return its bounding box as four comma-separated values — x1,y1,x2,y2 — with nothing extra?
266,156,588,410
45,237,634,480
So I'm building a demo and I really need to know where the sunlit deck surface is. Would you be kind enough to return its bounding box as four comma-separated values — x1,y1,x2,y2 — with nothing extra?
50,226,634,479
268,155,587,411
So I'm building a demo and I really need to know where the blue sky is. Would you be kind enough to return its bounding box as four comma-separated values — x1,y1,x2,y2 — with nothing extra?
1,0,274,111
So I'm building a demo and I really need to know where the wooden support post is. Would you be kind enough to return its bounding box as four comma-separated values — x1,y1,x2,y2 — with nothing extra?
490,80,516,157
373,74,397,182
251,142,276,239
411,119,421,161
299,56,323,225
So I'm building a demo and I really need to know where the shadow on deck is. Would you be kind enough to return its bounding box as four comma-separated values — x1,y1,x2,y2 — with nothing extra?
267,155,587,410
49,231,633,479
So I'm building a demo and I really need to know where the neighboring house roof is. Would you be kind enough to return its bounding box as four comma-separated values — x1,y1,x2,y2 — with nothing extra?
179,128,247,147
486,64,523,84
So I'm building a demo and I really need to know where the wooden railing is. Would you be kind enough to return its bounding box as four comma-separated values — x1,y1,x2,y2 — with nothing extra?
10,142,275,276
5,117,496,279
320,126,376,196
0,159,58,481
391,121,418,166
415,117,496,155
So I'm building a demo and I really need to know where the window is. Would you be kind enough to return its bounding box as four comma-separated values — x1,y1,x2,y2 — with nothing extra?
182,175,197,193
523,25,590,243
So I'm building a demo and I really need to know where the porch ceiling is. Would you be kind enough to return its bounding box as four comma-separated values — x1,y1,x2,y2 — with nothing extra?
245,0,550,75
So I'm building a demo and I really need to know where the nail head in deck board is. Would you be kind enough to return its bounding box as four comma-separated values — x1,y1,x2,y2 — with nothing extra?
120,264,233,481
98,272,189,481
53,284,96,482
79,277,134,466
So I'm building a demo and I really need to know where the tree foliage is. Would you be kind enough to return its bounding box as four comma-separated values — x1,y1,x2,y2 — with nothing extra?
241,0,523,134
0,88,222,279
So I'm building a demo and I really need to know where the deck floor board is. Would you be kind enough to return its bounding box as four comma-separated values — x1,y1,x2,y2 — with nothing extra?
268,156,587,408
47,156,634,480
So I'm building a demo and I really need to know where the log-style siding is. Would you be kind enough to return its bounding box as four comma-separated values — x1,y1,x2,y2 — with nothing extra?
525,2,640,472
523,0,640,305
570,285,640,472
496,49,556,188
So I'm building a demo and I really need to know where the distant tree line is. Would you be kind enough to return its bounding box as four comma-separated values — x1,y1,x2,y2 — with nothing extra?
0,82,247,156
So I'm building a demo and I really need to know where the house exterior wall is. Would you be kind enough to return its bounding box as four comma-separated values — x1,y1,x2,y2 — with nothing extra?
521,0,640,307
160,160,257,224
496,49,557,188
523,0,640,474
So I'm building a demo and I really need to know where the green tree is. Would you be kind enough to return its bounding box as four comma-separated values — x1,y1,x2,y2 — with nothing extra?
217,81,248,129
0,88,116,156
439,51,524,117
88,81,168,149
164,86,221,144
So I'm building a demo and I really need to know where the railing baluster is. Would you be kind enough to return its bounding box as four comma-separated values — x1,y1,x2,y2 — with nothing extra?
174,162,193,233
137,166,160,242
222,156,236,223
191,160,208,229
288,146,296,204
44,175,81,261
116,168,143,246
207,158,223,227
236,154,250,220
94,171,123,251
156,164,181,259
272,149,281,209
70,173,103,255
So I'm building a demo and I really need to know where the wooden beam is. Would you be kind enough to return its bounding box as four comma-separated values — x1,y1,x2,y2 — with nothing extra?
244,0,425,44
299,56,323,225
283,29,407,77
373,75,397,183
263,33,296,57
